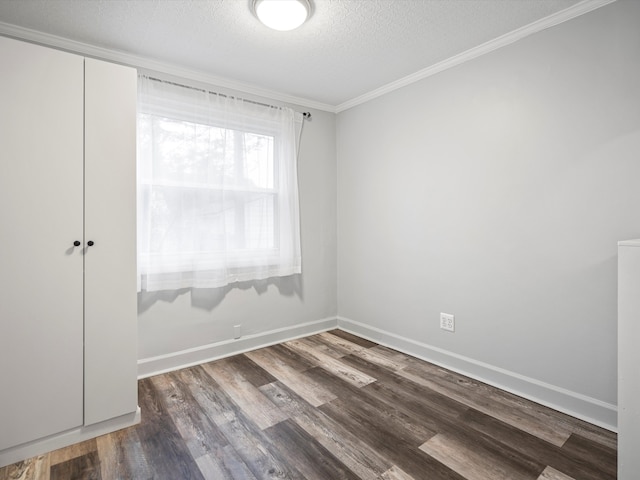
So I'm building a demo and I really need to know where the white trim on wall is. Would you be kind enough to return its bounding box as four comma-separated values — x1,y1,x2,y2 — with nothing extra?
335,0,617,112
0,22,335,113
137,313,617,431
0,0,615,114
137,317,339,379
337,316,617,432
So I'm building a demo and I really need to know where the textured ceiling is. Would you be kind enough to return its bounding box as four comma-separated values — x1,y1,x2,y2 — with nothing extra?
0,0,589,109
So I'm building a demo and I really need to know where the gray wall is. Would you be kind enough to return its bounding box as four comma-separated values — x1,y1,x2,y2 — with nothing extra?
137,1,638,426
138,105,337,360
337,0,640,410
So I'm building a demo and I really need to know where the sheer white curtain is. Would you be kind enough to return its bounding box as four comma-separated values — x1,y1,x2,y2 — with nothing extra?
137,76,301,292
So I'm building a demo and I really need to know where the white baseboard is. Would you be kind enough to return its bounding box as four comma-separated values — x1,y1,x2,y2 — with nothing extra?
6,315,613,467
337,316,617,432
0,408,141,469
137,317,339,379
136,314,616,431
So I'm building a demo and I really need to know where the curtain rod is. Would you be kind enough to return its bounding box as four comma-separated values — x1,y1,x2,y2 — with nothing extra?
141,75,311,120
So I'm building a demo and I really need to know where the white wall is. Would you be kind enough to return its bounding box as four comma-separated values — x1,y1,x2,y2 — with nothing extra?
337,0,640,428
138,102,337,367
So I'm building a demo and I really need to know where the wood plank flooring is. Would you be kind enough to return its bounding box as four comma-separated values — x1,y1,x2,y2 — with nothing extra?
0,330,616,479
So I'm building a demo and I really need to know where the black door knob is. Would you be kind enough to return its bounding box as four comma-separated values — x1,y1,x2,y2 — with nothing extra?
87,241,95,247
73,240,81,247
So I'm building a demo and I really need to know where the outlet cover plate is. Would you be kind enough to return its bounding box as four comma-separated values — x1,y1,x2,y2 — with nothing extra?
440,313,455,332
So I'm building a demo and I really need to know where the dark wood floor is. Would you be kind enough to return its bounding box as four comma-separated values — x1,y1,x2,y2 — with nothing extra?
1,330,616,480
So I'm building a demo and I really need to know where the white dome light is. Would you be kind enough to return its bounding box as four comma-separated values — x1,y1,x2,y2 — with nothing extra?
254,0,310,31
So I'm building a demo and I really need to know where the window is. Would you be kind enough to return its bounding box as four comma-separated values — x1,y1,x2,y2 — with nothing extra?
137,76,301,291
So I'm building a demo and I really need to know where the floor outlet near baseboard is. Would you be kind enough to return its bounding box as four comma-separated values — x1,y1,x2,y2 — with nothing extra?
440,313,455,332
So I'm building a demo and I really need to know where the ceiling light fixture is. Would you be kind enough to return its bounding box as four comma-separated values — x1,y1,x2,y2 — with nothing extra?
254,0,310,31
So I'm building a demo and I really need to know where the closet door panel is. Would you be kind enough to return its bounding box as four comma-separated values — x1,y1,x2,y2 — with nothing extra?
0,36,84,450
83,58,138,426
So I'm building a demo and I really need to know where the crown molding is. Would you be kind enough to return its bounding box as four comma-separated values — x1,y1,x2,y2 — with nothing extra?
335,0,617,113
0,21,336,113
0,0,615,115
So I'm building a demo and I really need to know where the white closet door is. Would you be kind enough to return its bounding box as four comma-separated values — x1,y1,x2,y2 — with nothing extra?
83,58,138,426
0,37,84,450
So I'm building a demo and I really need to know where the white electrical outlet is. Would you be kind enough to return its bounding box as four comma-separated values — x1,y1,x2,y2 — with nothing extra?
440,313,455,332
234,324,242,339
